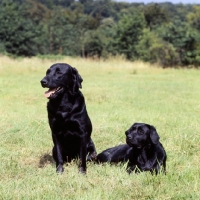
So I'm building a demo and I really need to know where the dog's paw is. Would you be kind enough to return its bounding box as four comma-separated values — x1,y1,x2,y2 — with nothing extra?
56,164,64,173
79,167,86,175
87,152,97,162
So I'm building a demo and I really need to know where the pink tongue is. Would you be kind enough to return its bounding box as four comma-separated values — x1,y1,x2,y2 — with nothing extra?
44,88,57,98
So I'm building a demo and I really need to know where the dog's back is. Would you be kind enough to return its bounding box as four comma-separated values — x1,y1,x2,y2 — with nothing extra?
97,144,131,163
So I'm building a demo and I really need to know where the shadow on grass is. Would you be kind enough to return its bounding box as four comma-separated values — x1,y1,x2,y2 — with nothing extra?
39,153,54,168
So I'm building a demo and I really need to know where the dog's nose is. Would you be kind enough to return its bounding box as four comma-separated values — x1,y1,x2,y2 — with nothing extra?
41,79,47,87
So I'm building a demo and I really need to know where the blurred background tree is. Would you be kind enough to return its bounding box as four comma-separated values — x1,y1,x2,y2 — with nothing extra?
0,0,200,67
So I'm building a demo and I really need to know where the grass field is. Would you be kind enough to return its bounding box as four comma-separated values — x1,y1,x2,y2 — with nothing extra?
0,56,200,199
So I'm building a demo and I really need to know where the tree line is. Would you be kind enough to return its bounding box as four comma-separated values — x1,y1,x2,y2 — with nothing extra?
0,0,200,67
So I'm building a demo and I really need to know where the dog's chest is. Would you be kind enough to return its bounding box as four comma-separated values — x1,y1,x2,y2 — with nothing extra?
49,115,80,137
58,102,72,111
137,150,157,170
48,103,71,126
48,102,72,116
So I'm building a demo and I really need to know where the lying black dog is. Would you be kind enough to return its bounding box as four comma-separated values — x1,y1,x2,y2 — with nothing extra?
97,123,166,174
40,63,97,174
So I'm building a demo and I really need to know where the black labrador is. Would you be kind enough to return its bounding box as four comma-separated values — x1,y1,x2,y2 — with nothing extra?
97,123,166,174
40,63,97,174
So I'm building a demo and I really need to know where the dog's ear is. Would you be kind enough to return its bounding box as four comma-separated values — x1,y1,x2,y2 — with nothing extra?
71,67,83,93
149,125,160,144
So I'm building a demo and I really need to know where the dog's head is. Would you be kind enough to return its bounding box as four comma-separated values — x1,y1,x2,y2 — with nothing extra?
40,63,83,99
125,123,160,149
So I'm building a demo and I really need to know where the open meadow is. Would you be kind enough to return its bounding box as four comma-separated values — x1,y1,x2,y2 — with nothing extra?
0,56,200,199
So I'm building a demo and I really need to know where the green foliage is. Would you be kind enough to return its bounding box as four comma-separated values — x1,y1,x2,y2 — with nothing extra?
113,12,146,60
0,42,6,53
187,6,200,31
0,0,200,67
136,29,179,67
84,30,103,58
39,0,75,8
96,17,116,58
144,3,169,30
157,21,200,66
46,7,80,55
0,0,46,56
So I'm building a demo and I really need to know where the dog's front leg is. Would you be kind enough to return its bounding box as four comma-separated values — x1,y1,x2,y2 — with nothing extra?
126,162,137,174
52,134,64,173
79,135,87,174
86,138,97,161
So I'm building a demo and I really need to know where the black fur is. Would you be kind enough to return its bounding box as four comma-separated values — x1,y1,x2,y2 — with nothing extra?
97,123,166,174
40,63,97,174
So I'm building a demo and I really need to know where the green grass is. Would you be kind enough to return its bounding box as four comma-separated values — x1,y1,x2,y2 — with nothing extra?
0,56,200,199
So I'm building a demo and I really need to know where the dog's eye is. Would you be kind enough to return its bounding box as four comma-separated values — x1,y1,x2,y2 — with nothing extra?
138,130,144,135
56,69,62,75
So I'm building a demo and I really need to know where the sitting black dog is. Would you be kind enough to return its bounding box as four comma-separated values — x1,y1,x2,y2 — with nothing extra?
97,123,166,174
40,63,97,174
